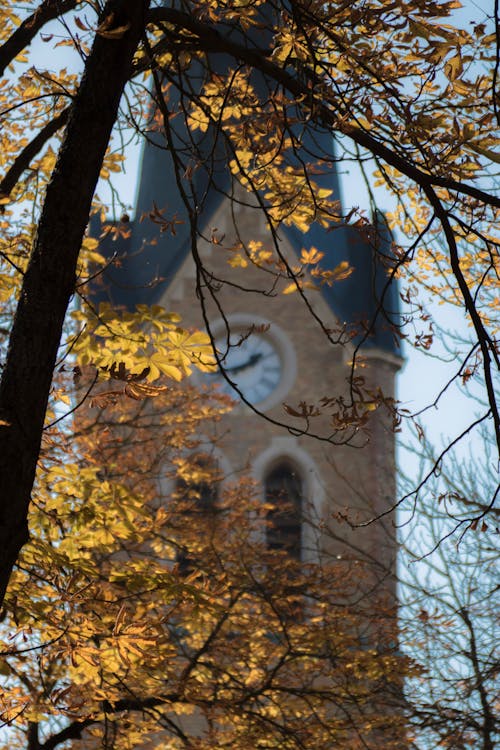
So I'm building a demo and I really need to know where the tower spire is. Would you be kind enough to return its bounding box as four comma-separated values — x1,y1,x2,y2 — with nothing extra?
96,8,400,356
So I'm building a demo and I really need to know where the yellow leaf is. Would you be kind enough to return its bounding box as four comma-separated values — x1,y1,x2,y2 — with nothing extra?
444,53,463,81
331,260,354,282
468,143,500,164
300,247,324,265
228,254,248,268
22,84,39,99
148,354,183,381
316,188,333,200
97,14,131,39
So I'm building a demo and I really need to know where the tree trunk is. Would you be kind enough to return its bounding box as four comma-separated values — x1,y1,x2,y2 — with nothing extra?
0,0,149,607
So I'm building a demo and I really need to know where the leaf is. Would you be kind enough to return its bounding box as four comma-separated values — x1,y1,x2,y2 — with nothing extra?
316,188,333,200
124,382,168,400
330,260,354,282
228,254,248,268
113,604,127,636
468,143,500,164
283,403,303,417
148,354,183,381
444,53,463,81
97,14,131,39
74,17,89,31
300,247,324,265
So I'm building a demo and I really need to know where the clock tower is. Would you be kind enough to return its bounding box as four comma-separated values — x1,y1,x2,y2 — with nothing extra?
96,110,402,601
90,68,405,747
81,6,408,744
94,7,402,606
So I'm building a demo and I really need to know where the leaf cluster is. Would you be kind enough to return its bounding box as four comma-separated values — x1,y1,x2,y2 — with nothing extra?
1,386,411,749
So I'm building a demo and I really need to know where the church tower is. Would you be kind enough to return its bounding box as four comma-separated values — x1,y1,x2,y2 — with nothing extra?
95,21,402,605
98,164,401,588
89,56,406,750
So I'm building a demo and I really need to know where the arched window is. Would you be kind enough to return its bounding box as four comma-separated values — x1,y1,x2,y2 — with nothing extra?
175,454,218,573
265,463,302,560
177,457,218,512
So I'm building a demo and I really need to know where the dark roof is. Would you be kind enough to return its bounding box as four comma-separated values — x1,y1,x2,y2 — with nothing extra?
94,56,400,356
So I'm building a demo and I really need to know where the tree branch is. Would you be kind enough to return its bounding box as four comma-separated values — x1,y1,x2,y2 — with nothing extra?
0,0,150,607
40,696,171,750
146,6,500,210
422,183,500,463
460,607,497,750
0,0,78,79
0,107,70,199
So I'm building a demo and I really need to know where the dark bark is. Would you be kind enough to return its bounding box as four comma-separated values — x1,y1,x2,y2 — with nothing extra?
0,107,70,199
27,722,41,750
0,0,149,607
40,697,170,749
39,719,94,750
460,607,497,750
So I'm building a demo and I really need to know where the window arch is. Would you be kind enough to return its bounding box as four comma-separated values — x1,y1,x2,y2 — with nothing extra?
265,462,302,560
175,454,219,574
176,455,218,512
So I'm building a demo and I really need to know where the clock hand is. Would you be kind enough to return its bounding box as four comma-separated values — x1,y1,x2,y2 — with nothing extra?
226,352,263,375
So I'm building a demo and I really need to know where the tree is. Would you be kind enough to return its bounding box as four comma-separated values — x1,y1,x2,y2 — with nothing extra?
0,381,411,749
400,435,499,750
0,0,498,604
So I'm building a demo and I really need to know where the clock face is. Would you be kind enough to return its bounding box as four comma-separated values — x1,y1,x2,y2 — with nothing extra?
208,332,282,405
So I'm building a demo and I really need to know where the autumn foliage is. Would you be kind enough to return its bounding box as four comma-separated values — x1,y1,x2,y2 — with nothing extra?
0,0,498,747
1,382,409,749
0,1,497,579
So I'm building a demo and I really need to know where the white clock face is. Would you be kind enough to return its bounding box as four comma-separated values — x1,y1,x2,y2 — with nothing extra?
208,332,282,405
